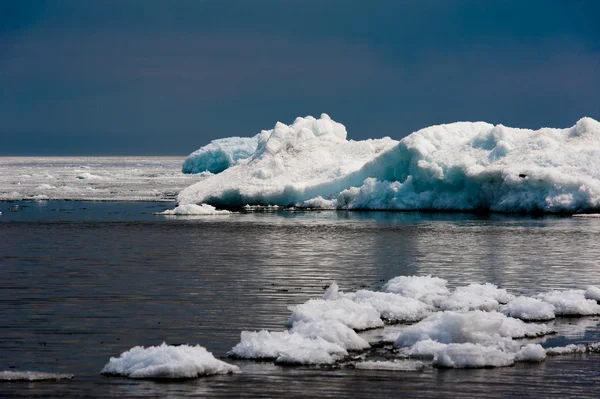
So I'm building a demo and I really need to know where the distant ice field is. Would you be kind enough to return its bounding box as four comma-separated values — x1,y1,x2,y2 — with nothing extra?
0,156,203,202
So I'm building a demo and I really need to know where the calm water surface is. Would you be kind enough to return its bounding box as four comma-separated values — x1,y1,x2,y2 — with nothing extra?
1,201,600,397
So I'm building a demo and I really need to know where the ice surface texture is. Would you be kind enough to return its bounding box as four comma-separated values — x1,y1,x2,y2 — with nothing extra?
0,157,201,202
179,114,600,213
102,343,240,379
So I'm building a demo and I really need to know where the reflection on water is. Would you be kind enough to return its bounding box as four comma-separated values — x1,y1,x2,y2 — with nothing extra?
1,202,600,397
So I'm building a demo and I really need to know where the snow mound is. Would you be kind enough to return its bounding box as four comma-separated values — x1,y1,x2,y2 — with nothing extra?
101,343,240,379
157,204,230,216
354,360,425,371
500,296,556,321
178,113,398,207
286,297,384,331
178,115,600,213
382,275,450,306
536,290,600,316
182,135,260,174
348,290,433,323
394,311,552,347
228,328,348,365
515,344,546,362
585,286,600,302
0,371,74,381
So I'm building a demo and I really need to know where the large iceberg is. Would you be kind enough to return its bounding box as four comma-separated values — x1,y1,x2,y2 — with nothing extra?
178,114,600,213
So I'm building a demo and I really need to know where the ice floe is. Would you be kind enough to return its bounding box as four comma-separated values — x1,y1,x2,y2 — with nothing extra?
353,360,425,371
156,203,230,216
228,328,349,365
394,311,552,348
286,297,384,331
178,114,600,213
536,290,600,316
0,371,74,381
500,296,556,321
101,343,240,379
228,274,600,370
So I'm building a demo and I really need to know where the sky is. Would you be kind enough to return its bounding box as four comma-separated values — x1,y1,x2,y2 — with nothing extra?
1,0,599,155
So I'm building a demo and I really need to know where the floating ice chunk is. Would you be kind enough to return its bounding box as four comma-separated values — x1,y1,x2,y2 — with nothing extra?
348,290,433,323
536,290,600,316
515,344,546,362
440,291,500,312
394,311,552,348
0,371,74,381
585,286,600,302
287,297,384,331
382,275,450,307
545,344,587,355
500,296,556,321
157,204,230,216
572,214,600,218
496,314,551,338
353,360,425,371
182,135,260,174
101,343,240,379
229,329,347,364
433,343,515,368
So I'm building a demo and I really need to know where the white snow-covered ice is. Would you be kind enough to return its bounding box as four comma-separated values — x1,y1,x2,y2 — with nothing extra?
101,343,240,379
157,203,230,216
536,290,600,316
182,135,260,174
500,296,556,321
178,114,600,213
228,274,600,369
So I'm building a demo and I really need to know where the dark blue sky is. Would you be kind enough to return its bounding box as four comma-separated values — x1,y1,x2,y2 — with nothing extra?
1,0,599,155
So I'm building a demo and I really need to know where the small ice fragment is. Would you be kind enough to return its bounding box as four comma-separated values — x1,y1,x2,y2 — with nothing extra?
0,371,74,381
515,344,546,362
156,204,230,216
353,360,425,371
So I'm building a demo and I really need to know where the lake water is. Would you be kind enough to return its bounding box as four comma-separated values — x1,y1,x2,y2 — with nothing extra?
2,201,600,397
